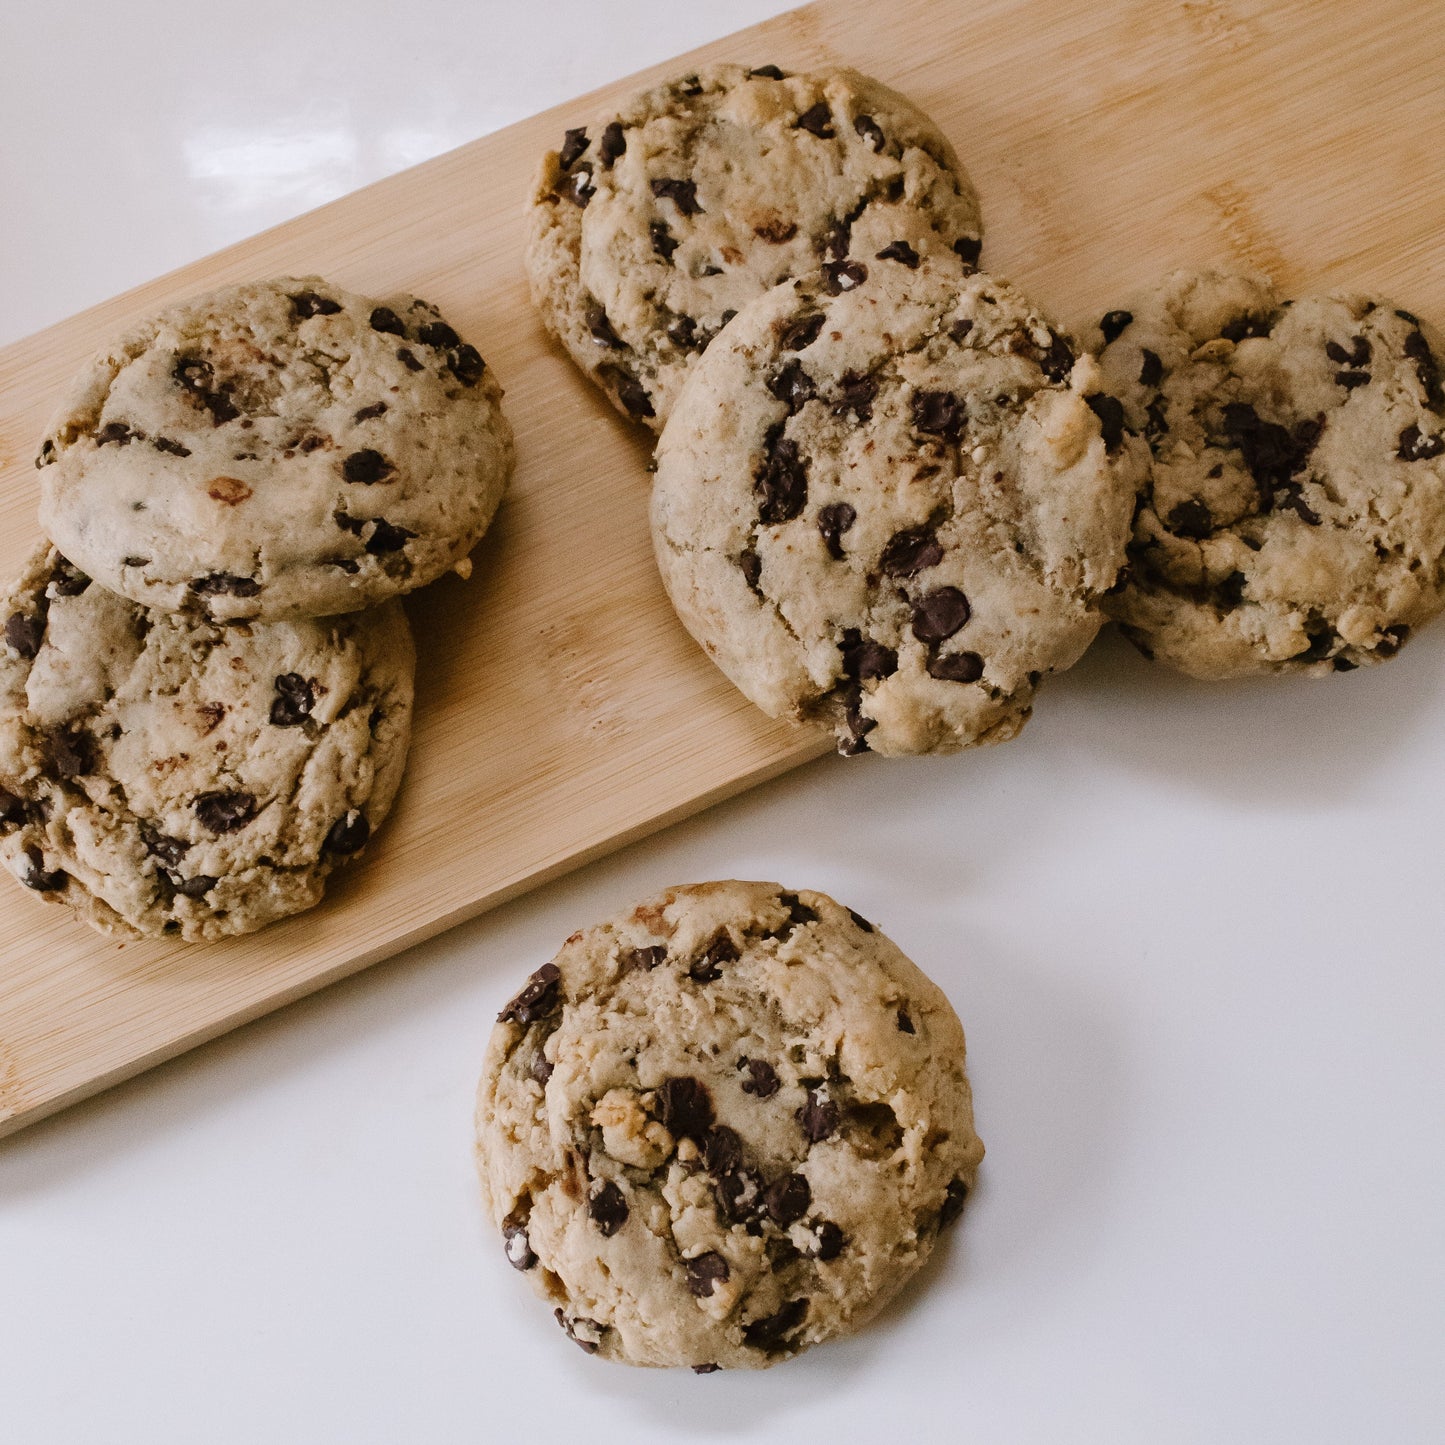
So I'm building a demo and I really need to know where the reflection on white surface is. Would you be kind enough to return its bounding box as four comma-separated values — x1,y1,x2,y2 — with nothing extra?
182,118,362,215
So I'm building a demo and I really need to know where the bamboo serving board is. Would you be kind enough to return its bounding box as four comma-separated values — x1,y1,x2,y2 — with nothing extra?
0,0,1441,1138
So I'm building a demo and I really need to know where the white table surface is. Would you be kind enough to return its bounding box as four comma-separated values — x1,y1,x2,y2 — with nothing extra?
2,3,1442,1441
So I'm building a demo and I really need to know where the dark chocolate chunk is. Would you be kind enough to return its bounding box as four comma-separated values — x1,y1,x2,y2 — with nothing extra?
45,724,93,779
1166,498,1214,539
926,649,983,683
1275,481,1322,525
140,823,190,866
600,364,655,420
622,944,667,971
557,127,590,170
1220,401,1320,503
740,547,763,592
5,611,44,658
396,346,424,371
715,1172,763,1228
795,101,835,138
448,343,485,386
847,908,873,933
21,847,65,893
938,1176,969,1227
651,177,701,215
1084,392,1126,451
804,1220,846,1260
755,423,808,524
369,306,406,335
498,962,562,1026
1138,348,1164,388
650,219,679,260
1220,311,1276,342
912,587,970,644
1398,424,1445,461
1325,336,1371,369
334,510,367,535
779,311,825,352
353,401,388,422
816,502,857,559
950,317,975,344
1403,328,1444,410
666,315,698,350
193,790,258,834
879,526,944,576
291,291,340,318
554,1310,602,1354
683,1251,730,1298
365,520,416,555
342,449,395,484
703,1125,744,1178
896,1008,915,1034
763,1172,811,1226
833,370,877,421
754,216,799,243
748,64,786,79
0,788,29,828
588,1179,629,1237
689,931,738,984
95,421,141,446
840,628,897,681
767,360,816,413
189,572,261,599
1334,370,1371,389
693,1364,721,1375
797,1087,839,1142
563,165,595,207
1333,656,1359,672
586,306,625,350
530,1052,554,1086
1216,570,1247,608
657,1077,715,1140
821,258,867,295
164,870,216,900
35,438,55,467
1099,309,1133,345
1376,623,1410,657
837,681,874,757
911,390,966,441
853,113,886,152
502,1213,536,1271
269,672,316,727
597,121,626,168
739,1058,780,1098
742,1298,808,1352
1144,395,1169,441
953,235,982,268
417,320,461,349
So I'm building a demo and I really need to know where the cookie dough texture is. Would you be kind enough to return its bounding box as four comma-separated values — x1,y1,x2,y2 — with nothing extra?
0,545,414,940
475,881,983,1371
526,63,984,431
1090,269,1445,677
37,276,514,621
652,257,1141,756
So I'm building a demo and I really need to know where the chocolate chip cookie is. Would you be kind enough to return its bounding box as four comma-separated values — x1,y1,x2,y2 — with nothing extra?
0,544,414,940
526,63,983,431
475,881,983,1370
1090,270,1445,677
37,277,514,621
651,256,1141,755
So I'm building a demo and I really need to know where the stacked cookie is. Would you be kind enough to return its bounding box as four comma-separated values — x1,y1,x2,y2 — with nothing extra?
1,277,514,939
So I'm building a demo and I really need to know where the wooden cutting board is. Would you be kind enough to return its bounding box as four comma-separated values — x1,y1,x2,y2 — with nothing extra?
0,0,1440,1139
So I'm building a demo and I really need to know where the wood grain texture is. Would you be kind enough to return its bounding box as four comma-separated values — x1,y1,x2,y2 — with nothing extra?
1,0,1441,1138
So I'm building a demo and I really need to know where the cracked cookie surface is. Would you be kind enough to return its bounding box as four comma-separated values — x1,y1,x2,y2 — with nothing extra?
0,544,414,939
474,880,982,1370
1089,269,1445,677
37,276,514,621
526,63,983,431
651,257,1141,756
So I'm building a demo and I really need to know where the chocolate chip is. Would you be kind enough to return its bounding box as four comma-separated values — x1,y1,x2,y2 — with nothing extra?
779,312,825,353
498,962,563,1026
703,1125,744,1178
833,370,877,422
821,259,867,295
1326,335,1371,369
5,611,44,658
939,1176,969,1227
763,1172,811,1226
740,547,762,592
739,1058,780,1098
797,1087,839,1142
1376,623,1410,658
1220,401,1320,503
1216,570,1247,608
554,1310,602,1354
598,120,626,167
1139,348,1164,387
684,1251,730,1297
1077,392,1125,452
173,356,240,425
911,390,966,441
847,909,874,933
896,1008,915,1034
396,345,425,372
651,177,701,215
446,342,485,386
0,788,29,828
557,127,590,169
1099,309,1133,344
837,682,874,757
1037,331,1076,383
417,320,461,350
1398,424,1445,461
342,449,395,484
656,1077,714,1140
817,502,857,559
766,1236,801,1269
140,823,189,866
291,291,340,318
748,64,786,79
502,1213,536,1271
1144,395,1169,441
334,511,367,536
953,235,983,268
194,790,257,834
353,401,388,422
1333,656,1359,672
693,1364,721,1375
363,309,403,339
1335,370,1371,389
650,220,679,260
365,520,415,555
45,725,93,779
1275,481,1322,525
622,944,667,971
754,217,798,243
297,433,328,454
690,931,738,984
805,1220,846,1261
912,587,970,644
563,165,595,208
840,628,897,681
585,306,625,350
35,438,55,467
927,649,984,683
742,1298,808,1352
173,355,214,391
755,423,808,524
880,526,944,576
665,315,698,350
164,870,216,900
795,101,835,138
189,573,261,598
21,847,65,893
853,113,886,151
122,556,150,568
1166,498,1213,538
95,420,141,446
599,364,655,420
317,809,367,857
269,673,316,727
588,1179,628,1237
767,360,816,413
1294,624,1336,663
530,1052,554,1086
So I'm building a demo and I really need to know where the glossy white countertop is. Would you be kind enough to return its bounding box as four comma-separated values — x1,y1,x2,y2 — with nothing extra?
1,4,1442,1442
